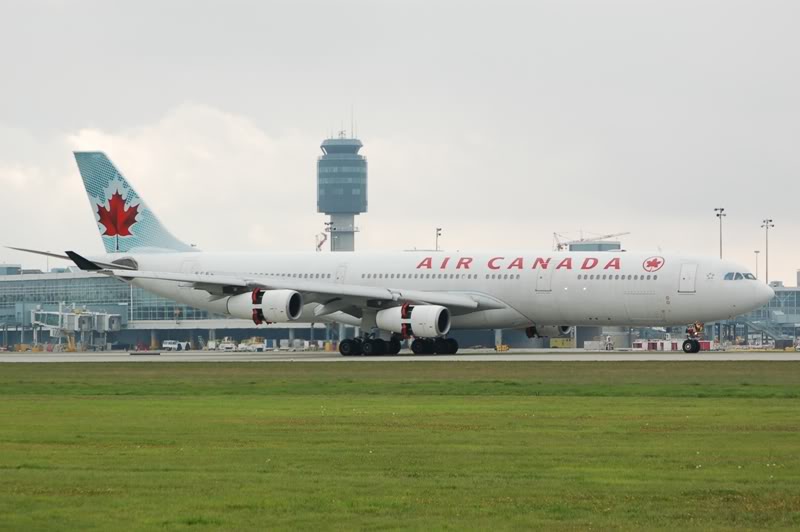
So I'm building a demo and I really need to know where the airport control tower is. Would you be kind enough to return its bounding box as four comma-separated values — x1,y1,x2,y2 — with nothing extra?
317,132,367,252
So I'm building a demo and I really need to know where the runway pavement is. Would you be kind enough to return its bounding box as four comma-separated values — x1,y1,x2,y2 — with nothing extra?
1,349,798,363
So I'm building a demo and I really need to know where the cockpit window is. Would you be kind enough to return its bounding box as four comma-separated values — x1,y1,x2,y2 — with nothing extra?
725,272,757,280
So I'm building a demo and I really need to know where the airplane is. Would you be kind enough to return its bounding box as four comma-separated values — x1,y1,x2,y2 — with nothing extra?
10,152,774,355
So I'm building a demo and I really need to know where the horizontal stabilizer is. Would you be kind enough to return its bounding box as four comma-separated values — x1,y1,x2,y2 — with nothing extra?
65,251,102,271
5,246,71,261
4,246,137,271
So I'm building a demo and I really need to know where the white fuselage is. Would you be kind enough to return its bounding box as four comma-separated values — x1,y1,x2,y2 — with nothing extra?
101,250,774,330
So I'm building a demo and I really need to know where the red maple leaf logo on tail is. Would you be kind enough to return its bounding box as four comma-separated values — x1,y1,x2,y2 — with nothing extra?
97,191,139,237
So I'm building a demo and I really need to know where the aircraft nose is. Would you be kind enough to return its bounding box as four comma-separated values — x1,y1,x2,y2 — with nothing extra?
758,282,775,306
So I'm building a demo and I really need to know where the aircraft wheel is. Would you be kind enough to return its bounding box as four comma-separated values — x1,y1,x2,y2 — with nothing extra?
362,340,377,356
388,339,402,355
446,338,459,355
373,338,387,356
411,339,426,355
433,337,448,354
352,339,363,356
339,339,356,356
682,339,701,354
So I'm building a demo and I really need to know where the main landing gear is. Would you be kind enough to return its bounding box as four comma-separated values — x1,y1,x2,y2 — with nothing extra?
339,335,402,357
410,337,459,355
338,335,459,356
682,322,705,354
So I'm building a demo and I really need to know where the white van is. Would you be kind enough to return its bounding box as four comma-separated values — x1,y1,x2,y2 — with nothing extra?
162,340,191,351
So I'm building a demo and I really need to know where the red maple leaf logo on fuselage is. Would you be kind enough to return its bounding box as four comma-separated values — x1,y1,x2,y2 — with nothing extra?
642,256,665,272
97,190,139,237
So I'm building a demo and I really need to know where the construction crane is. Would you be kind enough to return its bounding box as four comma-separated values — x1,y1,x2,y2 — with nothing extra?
553,231,630,251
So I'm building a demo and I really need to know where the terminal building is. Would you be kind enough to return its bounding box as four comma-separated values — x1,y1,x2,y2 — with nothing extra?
0,266,326,349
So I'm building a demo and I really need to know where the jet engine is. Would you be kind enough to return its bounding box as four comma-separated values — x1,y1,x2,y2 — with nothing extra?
376,304,451,338
525,325,573,338
227,289,303,325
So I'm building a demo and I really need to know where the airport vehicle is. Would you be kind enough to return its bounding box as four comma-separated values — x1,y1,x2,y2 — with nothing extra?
10,152,774,356
217,339,237,352
162,340,190,351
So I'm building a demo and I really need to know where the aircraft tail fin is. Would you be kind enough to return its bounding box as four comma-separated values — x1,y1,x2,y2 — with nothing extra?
73,152,194,253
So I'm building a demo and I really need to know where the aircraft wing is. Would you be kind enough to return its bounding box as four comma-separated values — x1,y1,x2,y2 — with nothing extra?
98,268,504,311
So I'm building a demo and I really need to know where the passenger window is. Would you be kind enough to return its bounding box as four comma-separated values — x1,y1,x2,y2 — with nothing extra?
653,275,658,280
634,275,638,280
646,275,651,280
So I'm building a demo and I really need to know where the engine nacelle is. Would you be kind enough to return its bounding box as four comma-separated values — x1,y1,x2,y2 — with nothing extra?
227,289,303,325
525,325,573,338
376,304,451,338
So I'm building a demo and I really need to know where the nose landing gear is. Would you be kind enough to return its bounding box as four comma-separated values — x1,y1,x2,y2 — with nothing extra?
682,338,700,354
682,322,705,354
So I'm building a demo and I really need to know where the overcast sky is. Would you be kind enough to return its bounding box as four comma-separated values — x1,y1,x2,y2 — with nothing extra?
1,0,797,284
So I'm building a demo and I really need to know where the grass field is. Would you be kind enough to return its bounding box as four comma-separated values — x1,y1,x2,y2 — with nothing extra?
0,362,798,531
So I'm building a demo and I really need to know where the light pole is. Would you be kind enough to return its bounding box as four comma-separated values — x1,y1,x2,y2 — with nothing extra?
761,218,774,284
714,208,726,259
435,227,442,251
754,250,760,279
